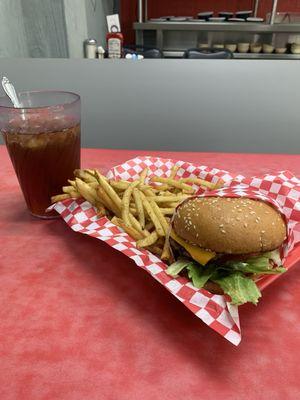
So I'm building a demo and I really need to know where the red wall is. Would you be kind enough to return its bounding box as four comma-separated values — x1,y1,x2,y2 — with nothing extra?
120,0,300,44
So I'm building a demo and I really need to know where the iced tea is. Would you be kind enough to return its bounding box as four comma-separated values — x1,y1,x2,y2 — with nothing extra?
0,91,81,218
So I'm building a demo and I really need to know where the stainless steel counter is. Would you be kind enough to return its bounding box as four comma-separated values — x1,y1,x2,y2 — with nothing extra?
134,22,300,60
134,21,300,33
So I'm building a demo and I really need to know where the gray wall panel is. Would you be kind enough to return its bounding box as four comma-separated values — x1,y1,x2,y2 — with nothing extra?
0,58,299,154
21,0,69,58
0,0,28,57
0,0,113,58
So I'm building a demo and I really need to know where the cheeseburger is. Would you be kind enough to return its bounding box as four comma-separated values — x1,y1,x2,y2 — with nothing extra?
167,196,287,305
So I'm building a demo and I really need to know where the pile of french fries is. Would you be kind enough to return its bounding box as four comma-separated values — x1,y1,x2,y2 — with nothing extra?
51,166,221,263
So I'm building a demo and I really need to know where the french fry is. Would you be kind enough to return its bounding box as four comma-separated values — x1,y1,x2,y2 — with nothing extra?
170,165,179,179
111,217,143,241
159,207,176,215
74,169,97,183
148,195,189,203
179,177,222,190
128,214,149,237
69,191,81,199
142,188,155,197
96,173,122,210
88,182,99,189
75,178,98,205
139,191,165,237
161,239,173,264
95,198,107,214
62,186,76,194
139,167,149,184
148,199,169,234
97,186,120,216
166,201,181,207
162,190,174,196
67,179,76,188
109,180,130,191
214,180,224,189
149,183,170,191
96,205,107,217
84,169,96,179
151,177,194,193
133,188,145,228
51,193,70,203
110,180,157,193
122,181,140,226
129,206,138,214
140,186,157,196
145,221,154,231
137,231,159,248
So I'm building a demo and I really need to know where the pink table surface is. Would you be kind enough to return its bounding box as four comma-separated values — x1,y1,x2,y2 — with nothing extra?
1,146,300,400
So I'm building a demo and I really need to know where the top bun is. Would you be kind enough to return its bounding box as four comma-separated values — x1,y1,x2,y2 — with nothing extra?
173,197,286,254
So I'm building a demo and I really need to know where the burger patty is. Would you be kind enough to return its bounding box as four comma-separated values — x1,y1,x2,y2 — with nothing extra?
169,237,191,259
170,238,261,264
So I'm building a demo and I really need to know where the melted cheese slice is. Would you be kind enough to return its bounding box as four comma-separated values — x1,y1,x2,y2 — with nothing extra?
170,230,215,265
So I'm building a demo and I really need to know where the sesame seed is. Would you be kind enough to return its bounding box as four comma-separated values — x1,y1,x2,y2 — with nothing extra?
221,229,226,234
219,224,224,228
244,223,248,228
236,217,241,221
250,211,256,215
261,230,265,234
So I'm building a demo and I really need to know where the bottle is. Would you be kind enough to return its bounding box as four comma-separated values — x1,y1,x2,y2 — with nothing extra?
84,39,97,58
97,46,105,59
106,25,123,59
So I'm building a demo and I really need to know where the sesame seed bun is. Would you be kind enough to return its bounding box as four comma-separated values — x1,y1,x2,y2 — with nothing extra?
173,197,287,254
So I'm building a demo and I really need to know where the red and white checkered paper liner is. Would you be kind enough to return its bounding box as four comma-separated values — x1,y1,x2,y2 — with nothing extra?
51,156,300,346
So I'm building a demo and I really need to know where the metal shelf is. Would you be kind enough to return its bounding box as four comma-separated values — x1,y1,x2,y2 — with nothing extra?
162,50,300,59
134,21,300,33
233,52,300,59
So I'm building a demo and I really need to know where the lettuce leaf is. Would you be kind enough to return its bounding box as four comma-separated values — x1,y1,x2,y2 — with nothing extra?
186,263,214,288
166,258,194,277
221,250,286,275
166,250,285,306
212,273,262,305
167,258,214,288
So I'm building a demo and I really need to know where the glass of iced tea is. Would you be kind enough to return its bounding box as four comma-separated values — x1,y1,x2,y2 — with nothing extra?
0,91,80,218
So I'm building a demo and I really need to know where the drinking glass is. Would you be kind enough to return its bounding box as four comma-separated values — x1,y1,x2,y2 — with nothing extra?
0,91,81,218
